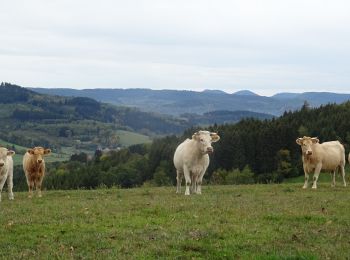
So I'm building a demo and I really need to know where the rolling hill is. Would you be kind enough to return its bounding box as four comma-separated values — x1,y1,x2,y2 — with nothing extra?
1,83,273,156
31,87,350,116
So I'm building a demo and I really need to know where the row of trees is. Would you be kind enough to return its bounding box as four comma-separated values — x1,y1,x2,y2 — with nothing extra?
12,101,350,190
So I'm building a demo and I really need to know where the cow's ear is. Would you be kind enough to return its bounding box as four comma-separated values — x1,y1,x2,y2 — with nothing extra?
27,149,35,155
296,138,303,145
44,149,51,155
7,150,15,156
311,137,319,144
192,132,200,140
210,133,220,142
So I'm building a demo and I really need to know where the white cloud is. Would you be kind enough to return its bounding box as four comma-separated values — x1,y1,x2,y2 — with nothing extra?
1,0,350,95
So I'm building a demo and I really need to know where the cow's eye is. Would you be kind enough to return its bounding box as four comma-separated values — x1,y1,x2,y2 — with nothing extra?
200,138,204,142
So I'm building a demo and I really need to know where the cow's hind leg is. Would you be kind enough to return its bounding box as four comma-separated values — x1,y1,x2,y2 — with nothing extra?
190,173,197,194
331,170,336,187
176,170,183,194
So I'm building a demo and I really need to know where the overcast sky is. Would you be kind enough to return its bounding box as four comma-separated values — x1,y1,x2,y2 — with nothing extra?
1,0,350,96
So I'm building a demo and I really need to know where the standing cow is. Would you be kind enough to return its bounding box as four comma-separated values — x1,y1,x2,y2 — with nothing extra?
174,131,220,195
23,147,51,198
296,136,346,189
0,147,15,202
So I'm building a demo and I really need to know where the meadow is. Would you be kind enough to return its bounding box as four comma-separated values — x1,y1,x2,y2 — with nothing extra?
1,183,350,259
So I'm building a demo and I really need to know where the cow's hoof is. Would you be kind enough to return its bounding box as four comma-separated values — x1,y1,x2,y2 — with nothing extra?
302,186,307,189
38,194,42,198
312,186,317,189
9,196,14,200
28,195,32,199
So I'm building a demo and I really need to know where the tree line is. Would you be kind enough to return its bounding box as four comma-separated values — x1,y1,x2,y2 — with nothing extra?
12,101,350,190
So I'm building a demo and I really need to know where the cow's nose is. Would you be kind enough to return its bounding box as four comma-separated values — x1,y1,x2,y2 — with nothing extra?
207,147,214,153
307,151,312,155
0,163,4,167
37,159,42,164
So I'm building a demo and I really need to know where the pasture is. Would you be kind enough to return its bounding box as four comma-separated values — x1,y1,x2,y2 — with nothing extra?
1,184,350,259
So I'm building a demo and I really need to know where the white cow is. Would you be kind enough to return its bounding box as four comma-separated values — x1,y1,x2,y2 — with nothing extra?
174,131,220,195
0,147,15,202
296,136,346,189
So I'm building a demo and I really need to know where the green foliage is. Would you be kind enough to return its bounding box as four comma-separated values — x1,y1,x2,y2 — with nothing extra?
211,165,255,185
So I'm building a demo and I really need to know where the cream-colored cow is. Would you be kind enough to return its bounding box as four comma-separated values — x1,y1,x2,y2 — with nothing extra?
0,147,15,202
296,136,346,189
23,147,51,198
174,131,220,195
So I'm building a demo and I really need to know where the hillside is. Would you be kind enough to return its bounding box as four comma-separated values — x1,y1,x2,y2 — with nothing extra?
31,87,350,116
1,185,349,259
0,83,187,152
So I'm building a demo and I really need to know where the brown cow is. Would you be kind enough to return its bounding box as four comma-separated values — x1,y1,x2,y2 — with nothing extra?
23,147,51,198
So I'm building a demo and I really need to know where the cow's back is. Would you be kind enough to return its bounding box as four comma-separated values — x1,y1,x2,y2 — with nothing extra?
316,141,345,169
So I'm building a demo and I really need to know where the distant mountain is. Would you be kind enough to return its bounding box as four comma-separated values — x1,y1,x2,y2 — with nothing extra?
272,92,350,107
32,87,350,116
271,93,300,99
233,90,258,96
30,87,297,116
202,89,227,95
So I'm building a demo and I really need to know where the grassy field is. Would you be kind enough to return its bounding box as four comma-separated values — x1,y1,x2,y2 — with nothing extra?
1,184,350,259
115,130,151,146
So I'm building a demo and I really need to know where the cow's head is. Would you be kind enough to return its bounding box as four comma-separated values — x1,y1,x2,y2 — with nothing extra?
0,147,15,168
192,131,220,155
27,147,51,164
296,136,319,156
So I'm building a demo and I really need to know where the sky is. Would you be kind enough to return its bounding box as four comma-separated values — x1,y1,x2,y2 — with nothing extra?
1,0,350,96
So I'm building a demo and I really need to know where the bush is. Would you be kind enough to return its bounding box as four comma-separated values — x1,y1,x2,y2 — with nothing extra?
211,165,255,185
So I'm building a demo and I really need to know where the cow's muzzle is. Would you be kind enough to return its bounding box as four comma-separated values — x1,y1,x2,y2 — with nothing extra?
0,162,4,167
37,160,43,164
207,147,214,154
306,151,312,155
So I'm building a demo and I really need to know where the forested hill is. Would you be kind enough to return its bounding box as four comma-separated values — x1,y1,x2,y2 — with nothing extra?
33,101,350,190
0,83,187,150
1,83,273,151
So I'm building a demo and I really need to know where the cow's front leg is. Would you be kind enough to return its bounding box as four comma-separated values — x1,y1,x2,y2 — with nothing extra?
196,170,206,195
7,171,14,200
28,181,34,198
312,164,322,189
36,178,43,198
190,173,197,194
303,165,309,189
0,176,7,202
183,166,191,195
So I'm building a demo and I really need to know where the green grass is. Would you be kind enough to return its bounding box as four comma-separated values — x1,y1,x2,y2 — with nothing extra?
1,184,350,259
116,130,151,146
